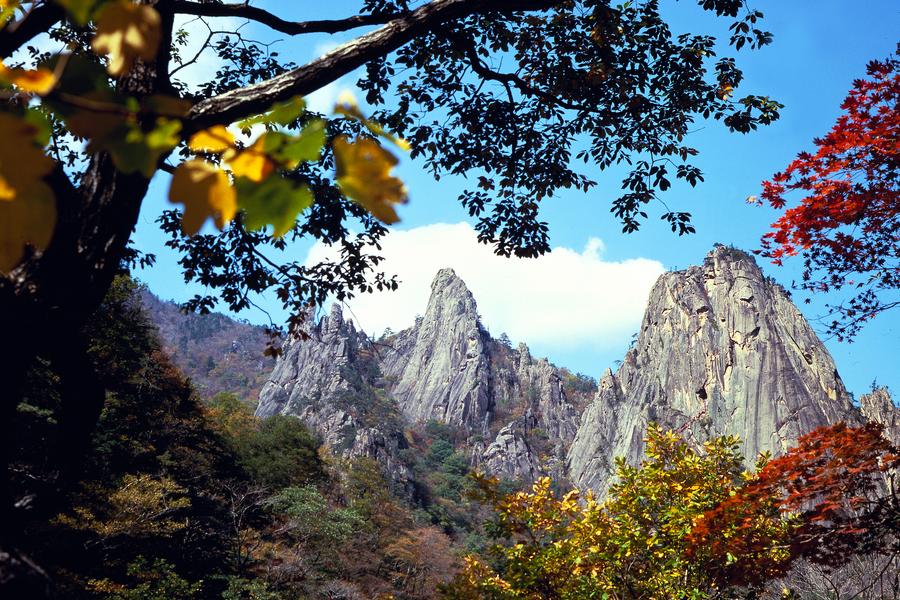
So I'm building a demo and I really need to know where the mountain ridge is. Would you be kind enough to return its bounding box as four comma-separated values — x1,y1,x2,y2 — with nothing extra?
143,246,897,496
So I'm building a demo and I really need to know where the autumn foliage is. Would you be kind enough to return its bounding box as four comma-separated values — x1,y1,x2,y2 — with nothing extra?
450,423,900,599
758,46,900,340
0,0,408,274
689,422,900,588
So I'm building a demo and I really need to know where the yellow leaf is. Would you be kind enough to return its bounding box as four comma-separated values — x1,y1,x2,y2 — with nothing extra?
0,60,56,95
333,135,407,224
0,112,56,271
91,0,161,77
717,83,734,100
227,137,275,183
0,112,55,202
189,125,235,154
168,160,236,235
0,1,20,24
0,188,55,273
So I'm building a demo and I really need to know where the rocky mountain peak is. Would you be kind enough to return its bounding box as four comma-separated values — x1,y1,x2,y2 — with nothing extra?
432,266,465,287
861,387,900,445
424,268,480,321
567,245,859,495
248,246,868,497
382,267,492,431
256,304,369,419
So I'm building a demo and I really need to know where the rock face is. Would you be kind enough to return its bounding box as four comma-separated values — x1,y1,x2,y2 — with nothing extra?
861,387,900,445
568,246,860,495
256,247,869,496
257,268,589,485
256,304,368,417
256,305,415,495
382,269,494,431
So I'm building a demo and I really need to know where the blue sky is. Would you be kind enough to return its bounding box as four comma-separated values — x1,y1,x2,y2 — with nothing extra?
133,1,899,399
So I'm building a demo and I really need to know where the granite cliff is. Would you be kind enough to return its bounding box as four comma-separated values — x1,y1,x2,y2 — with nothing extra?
198,245,893,495
256,268,592,485
861,386,900,445
567,245,861,494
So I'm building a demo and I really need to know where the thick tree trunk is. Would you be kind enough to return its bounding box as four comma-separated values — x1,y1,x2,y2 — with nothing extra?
0,292,45,595
0,19,166,590
0,152,154,600
50,332,107,490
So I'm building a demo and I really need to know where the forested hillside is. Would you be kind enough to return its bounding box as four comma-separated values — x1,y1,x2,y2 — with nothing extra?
15,275,896,598
139,290,276,404
10,278,480,598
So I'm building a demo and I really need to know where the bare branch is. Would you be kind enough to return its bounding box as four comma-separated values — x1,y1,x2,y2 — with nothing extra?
0,1,65,59
186,0,560,130
170,0,403,35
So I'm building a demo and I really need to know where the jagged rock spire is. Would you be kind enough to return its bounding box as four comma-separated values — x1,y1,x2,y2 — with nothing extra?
567,245,859,495
382,268,493,430
861,387,900,445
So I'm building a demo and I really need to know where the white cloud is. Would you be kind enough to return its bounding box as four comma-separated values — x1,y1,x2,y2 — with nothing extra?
305,222,665,350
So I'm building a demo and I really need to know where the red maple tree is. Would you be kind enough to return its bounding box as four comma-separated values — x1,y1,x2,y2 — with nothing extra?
758,45,899,340
688,423,900,587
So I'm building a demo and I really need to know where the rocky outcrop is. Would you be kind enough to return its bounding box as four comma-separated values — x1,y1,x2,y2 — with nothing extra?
256,304,368,418
256,305,414,495
373,268,585,480
568,245,860,495
512,346,581,446
257,268,587,485
381,268,494,432
479,422,540,481
861,387,900,445
256,247,867,496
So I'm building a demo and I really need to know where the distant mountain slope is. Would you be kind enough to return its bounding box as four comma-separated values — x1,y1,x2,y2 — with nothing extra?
139,289,276,404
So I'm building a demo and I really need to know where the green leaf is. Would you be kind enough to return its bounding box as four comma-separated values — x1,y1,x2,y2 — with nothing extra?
237,97,306,128
262,119,326,166
268,96,307,126
107,118,181,177
236,176,313,238
23,108,52,147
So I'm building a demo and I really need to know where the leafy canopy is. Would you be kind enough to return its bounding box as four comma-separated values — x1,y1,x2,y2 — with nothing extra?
448,423,900,600
757,46,900,341
0,0,781,341
0,0,407,279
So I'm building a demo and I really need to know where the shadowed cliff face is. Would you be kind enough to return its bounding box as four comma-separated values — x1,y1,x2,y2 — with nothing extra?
567,245,862,495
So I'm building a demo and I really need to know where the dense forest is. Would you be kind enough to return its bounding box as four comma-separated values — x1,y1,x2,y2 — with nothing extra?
11,277,475,598
6,276,896,599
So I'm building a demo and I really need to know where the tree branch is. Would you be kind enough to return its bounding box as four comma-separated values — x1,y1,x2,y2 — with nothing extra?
449,32,584,111
170,0,403,35
186,0,560,130
0,1,65,59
